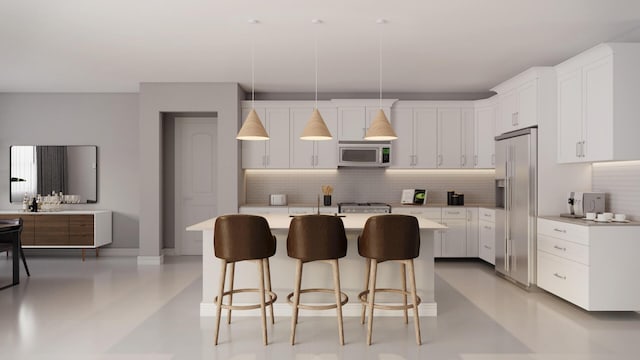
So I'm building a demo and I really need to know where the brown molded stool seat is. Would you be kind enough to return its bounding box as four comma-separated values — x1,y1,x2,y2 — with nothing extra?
358,214,422,345
287,215,349,345
213,214,277,346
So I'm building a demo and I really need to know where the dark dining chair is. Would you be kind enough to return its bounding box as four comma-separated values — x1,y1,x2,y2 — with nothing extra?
0,218,31,277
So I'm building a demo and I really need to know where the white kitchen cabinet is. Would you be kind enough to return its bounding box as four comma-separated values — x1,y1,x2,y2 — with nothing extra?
440,207,467,257
437,109,463,168
290,107,338,168
391,106,437,168
461,109,475,168
336,101,393,141
241,107,290,168
492,67,554,134
392,207,443,256
474,97,497,168
288,206,339,215
478,208,495,265
556,43,640,163
537,217,640,311
465,208,478,257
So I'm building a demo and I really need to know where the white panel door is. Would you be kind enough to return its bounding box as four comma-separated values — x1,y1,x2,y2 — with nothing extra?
583,56,613,161
475,105,496,168
176,118,217,255
241,108,267,168
557,70,583,163
338,107,366,140
290,107,316,168
466,208,479,257
314,107,338,168
437,108,462,168
414,108,438,168
366,106,391,133
517,79,538,129
498,90,518,134
441,219,467,257
265,108,290,168
391,108,415,168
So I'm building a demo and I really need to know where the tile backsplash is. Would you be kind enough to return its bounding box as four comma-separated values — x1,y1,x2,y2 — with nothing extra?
244,169,495,205
592,162,640,221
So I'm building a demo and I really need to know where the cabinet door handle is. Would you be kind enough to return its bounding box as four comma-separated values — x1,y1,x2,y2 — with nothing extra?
553,272,567,280
262,155,266,167
491,154,495,165
474,155,478,166
461,155,466,166
553,228,567,233
311,155,315,166
581,141,586,158
315,155,319,166
483,245,491,249
447,211,460,215
438,154,443,166
266,155,270,166
413,155,418,166
576,142,580,157
484,213,492,218
553,245,567,251
484,225,492,230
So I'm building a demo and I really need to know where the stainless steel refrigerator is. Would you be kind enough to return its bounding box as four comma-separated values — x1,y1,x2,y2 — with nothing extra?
494,127,537,288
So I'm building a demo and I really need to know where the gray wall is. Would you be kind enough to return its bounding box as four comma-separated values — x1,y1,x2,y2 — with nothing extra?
0,93,140,248
138,83,242,258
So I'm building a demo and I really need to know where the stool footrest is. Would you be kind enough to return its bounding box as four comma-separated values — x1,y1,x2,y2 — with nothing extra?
358,289,421,311
215,288,277,311
287,288,349,311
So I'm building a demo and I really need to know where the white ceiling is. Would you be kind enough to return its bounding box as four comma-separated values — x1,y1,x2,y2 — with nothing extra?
1,0,640,94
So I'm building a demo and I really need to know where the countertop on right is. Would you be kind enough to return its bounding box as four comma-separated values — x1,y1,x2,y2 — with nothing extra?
538,215,639,227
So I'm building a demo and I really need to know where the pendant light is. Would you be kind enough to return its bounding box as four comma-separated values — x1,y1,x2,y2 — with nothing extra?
365,19,397,141
237,19,269,141
300,19,332,141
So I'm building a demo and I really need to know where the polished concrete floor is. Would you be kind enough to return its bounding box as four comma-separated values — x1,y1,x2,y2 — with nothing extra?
1,256,639,359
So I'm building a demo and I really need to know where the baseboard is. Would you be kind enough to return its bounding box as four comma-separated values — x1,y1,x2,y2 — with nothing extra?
22,248,137,257
163,248,177,256
98,248,139,257
200,302,437,317
137,255,165,265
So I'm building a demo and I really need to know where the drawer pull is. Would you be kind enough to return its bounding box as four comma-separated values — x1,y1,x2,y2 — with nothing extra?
484,225,492,230
553,272,567,280
483,245,491,249
447,211,460,215
553,245,567,251
484,214,492,217
553,228,567,233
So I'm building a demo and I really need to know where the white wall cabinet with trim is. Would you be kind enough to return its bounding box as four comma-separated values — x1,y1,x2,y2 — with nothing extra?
440,207,467,257
556,43,640,163
492,67,554,135
474,96,497,168
437,108,463,168
241,107,290,169
335,100,396,141
391,106,438,168
290,106,338,168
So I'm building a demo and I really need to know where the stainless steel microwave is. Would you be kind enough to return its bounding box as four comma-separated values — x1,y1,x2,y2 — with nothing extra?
338,141,391,167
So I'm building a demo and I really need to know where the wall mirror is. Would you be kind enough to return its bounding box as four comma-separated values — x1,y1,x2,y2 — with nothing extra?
10,145,98,203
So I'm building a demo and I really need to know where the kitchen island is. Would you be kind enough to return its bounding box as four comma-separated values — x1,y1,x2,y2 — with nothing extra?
187,213,446,317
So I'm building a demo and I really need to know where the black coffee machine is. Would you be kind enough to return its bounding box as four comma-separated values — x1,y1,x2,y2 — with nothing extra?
447,191,464,206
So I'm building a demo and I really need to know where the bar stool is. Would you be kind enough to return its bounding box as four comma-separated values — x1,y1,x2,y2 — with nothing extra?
0,218,30,277
358,214,422,345
213,214,277,346
287,215,349,345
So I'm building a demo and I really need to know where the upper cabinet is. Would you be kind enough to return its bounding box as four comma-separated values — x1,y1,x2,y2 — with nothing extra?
492,67,554,135
335,99,396,141
391,105,437,168
241,107,290,169
556,43,640,163
474,96,497,168
290,106,338,168
437,108,463,168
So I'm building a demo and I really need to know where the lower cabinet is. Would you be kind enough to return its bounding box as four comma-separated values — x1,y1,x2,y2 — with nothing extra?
0,211,111,249
537,217,640,311
440,218,467,257
478,208,496,265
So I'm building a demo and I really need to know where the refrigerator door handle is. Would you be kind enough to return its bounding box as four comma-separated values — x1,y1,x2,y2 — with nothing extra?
504,145,511,273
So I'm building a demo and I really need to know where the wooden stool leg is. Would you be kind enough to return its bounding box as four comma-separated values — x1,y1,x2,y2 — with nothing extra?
361,258,371,324
407,259,422,345
366,259,378,346
401,262,408,324
214,260,228,345
331,259,345,345
264,258,275,324
227,262,235,324
257,259,268,346
290,259,303,345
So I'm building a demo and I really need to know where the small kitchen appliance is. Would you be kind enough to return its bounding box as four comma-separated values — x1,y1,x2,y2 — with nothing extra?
561,192,605,218
269,194,288,206
338,141,391,167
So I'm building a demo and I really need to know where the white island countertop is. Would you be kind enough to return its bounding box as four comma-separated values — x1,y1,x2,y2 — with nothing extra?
187,213,447,232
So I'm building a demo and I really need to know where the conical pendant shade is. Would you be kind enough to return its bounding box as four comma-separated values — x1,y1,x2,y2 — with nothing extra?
365,109,397,140
300,108,332,140
237,108,269,140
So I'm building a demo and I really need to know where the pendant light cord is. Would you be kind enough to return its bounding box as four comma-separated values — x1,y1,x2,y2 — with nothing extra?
379,23,383,109
314,27,319,109
251,36,255,108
